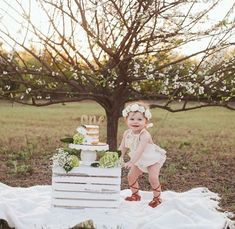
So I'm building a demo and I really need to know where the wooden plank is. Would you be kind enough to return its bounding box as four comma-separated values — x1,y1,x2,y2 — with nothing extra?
53,165,121,177
52,198,120,208
52,176,121,185
52,182,120,192
52,191,120,200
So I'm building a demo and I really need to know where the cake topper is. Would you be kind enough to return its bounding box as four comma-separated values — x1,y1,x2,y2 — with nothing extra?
80,115,105,125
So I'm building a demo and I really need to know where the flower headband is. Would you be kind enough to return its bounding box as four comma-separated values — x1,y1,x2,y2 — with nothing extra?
122,103,152,120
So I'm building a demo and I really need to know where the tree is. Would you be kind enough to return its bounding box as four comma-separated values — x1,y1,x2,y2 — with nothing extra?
0,0,235,149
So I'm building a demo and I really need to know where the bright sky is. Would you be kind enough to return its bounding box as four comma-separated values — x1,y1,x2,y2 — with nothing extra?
0,0,234,56
178,0,235,55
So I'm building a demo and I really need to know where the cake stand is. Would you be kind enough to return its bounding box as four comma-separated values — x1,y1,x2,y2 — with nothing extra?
69,143,109,165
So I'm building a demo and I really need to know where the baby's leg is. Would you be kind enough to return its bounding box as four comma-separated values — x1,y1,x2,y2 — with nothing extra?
128,165,143,194
147,163,161,195
125,165,143,201
147,163,162,207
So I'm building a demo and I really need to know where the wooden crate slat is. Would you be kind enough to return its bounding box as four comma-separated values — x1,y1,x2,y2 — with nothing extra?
52,198,120,208
52,191,120,200
52,176,121,185
53,166,121,177
52,182,120,192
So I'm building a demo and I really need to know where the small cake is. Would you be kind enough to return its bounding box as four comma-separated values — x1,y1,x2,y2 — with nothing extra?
76,125,99,145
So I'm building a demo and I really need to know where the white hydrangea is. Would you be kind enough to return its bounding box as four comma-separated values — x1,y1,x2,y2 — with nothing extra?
138,106,145,113
122,103,152,120
130,104,139,112
125,106,131,113
144,109,152,119
122,110,128,117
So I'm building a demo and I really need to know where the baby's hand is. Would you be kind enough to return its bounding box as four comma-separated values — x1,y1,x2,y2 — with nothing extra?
125,161,134,169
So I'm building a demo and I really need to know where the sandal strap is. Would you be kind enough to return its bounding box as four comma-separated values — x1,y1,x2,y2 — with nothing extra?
130,178,139,189
126,178,141,201
150,195,161,203
153,193,161,200
152,184,161,192
128,178,139,195
152,185,161,199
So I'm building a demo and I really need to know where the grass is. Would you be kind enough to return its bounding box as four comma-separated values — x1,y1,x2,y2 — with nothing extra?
0,100,234,215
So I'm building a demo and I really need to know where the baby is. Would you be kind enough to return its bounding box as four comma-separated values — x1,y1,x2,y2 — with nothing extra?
119,102,166,208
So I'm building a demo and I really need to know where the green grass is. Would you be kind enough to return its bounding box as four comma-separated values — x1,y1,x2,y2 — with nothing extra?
0,100,234,214
0,101,106,152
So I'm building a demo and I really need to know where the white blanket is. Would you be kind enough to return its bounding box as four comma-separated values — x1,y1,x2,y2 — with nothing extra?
0,182,234,229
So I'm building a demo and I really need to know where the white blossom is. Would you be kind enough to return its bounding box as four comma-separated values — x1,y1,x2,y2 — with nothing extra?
146,74,154,80
72,73,79,80
26,88,32,94
221,86,226,91
5,85,10,90
199,86,204,95
164,78,169,85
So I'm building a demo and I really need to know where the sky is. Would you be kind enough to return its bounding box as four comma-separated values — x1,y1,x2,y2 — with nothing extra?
177,0,235,55
0,0,234,56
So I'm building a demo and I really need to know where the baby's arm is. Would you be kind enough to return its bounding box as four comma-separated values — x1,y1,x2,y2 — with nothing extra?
118,130,128,158
125,132,149,168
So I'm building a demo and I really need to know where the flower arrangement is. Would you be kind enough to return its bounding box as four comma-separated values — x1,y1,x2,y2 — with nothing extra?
52,148,80,172
122,103,152,120
73,133,85,144
60,126,86,144
97,151,123,168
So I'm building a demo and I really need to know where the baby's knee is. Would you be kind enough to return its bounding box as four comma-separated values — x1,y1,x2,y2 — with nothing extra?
148,174,159,184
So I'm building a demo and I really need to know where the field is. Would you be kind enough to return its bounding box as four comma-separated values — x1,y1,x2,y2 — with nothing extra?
0,100,234,215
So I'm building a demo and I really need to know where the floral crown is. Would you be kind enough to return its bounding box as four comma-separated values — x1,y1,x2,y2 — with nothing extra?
122,103,152,120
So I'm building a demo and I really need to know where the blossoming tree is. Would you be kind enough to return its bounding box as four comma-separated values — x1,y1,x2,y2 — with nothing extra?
0,0,235,149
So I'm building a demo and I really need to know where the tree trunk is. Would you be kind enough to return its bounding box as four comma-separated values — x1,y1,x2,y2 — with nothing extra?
105,109,120,150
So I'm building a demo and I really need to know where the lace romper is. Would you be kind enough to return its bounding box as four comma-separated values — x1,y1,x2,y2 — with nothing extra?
124,129,166,173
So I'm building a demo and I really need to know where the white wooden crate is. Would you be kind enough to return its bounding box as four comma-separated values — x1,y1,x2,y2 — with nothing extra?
52,164,121,210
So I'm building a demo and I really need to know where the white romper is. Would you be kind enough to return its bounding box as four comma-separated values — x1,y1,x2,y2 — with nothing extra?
124,129,166,173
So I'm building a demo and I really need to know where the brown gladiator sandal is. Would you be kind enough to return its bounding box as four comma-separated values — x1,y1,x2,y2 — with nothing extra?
125,178,141,201
148,184,162,208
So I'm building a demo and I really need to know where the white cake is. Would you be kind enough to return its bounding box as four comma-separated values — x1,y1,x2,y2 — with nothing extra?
77,124,99,145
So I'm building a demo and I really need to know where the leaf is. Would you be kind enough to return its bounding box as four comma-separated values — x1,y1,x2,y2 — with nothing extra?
60,137,73,143
116,150,121,157
90,162,100,167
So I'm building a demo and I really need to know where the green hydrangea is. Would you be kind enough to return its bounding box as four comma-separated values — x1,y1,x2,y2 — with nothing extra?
99,151,121,168
70,155,79,167
73,133,84,144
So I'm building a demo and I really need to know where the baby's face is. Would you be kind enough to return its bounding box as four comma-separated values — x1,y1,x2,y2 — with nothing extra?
126,111,147,133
